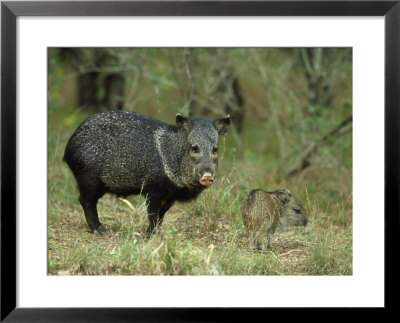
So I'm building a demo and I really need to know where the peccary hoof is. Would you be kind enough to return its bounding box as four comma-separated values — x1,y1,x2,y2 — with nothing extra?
93,229,103,236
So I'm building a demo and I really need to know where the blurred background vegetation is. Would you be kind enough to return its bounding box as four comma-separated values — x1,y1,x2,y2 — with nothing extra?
48,48,352,275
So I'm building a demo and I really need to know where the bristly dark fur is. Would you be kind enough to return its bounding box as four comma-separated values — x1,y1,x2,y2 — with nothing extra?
64,110,230,237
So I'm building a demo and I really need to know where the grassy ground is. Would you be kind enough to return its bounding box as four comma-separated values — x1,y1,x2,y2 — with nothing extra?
48,107,352,276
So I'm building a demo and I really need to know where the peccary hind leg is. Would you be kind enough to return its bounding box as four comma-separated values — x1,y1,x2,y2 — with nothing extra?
77,177,105,236
267,232,274,249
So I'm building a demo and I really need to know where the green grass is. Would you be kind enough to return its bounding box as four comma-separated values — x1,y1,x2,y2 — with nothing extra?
48,106,352,276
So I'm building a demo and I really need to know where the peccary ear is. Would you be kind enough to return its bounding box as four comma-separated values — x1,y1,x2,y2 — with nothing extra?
213,115,231,135
276,189,292,204
176,113,194,133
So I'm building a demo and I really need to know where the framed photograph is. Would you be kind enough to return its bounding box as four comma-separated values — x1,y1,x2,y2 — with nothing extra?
1,1,398,321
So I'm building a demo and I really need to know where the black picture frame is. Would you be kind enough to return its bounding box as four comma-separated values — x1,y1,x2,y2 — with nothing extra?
1,1,398,321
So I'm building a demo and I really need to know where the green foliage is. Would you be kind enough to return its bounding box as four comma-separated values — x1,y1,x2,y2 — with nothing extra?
305,231,353,275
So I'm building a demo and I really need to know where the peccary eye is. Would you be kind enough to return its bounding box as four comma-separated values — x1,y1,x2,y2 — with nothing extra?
212,147,218,154
190,145,200,153
293,208,301,214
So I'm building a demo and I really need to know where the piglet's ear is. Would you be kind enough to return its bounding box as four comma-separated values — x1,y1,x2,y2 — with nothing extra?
176,113,193,133
276,189,291,204
213,115,231,135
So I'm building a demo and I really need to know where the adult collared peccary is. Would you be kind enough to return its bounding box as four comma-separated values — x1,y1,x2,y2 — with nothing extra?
64,110,230,237
242,188,308,250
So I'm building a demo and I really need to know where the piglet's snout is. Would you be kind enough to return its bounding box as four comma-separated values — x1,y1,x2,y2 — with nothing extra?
199,173,215,187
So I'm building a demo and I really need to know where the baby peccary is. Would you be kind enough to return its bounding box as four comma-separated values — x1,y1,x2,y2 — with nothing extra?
242,189,308,250
64,111,230,238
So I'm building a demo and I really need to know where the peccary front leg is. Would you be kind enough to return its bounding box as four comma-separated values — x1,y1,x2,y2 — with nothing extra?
145,193,174,238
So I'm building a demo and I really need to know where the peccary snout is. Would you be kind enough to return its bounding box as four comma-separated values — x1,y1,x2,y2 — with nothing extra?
199,173,214,187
